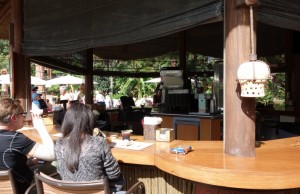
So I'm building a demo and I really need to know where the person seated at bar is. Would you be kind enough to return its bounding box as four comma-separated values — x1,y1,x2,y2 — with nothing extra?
0,98,55,194
54,103,124,193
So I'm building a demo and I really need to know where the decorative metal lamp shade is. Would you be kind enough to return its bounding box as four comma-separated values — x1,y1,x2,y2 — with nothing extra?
237,60,271,97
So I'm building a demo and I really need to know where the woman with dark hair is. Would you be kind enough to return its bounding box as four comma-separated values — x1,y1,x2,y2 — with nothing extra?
55,103,123,193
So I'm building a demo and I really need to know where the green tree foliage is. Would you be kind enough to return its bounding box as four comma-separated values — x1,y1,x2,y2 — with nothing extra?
0,40,9,70
256,54,286,109
186,54,215,72
256,73,285,109
0,41,287,106
46,85,60,96
94,76,110,94
93,56,162,99
92,53,220,99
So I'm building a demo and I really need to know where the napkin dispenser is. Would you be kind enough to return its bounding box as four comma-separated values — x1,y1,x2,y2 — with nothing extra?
143,116,162,140
144,124,160,140
156,128,174,142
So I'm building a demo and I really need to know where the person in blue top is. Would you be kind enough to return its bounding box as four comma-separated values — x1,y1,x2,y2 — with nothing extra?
32,93,41,108
32,91,48,116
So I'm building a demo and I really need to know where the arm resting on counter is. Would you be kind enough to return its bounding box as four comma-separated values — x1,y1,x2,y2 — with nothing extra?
27,115,55,161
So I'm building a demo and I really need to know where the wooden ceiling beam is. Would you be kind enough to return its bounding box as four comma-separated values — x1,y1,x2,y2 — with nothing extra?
31,56,86,75
93,69,213,78
93,70,159,78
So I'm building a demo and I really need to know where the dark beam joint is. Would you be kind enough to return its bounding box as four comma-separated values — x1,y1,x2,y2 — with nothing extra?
31,56,86,75
0,0,10,23
235,0,258,8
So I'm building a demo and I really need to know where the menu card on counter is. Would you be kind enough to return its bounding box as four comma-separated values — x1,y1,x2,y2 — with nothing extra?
110,140,154,150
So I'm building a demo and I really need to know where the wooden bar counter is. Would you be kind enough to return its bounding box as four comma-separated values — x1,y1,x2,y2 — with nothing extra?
20,125,300,194
151,112,221,141
113,136,300,193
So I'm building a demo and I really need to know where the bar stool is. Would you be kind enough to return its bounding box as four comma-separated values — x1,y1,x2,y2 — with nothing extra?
173,117,200,140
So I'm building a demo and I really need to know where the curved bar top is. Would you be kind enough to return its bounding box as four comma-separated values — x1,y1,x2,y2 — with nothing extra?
151,112,221,119
20,126,300,190
112,136,300,190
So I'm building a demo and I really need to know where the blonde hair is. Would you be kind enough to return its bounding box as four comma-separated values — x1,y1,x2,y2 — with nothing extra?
0,98,23,124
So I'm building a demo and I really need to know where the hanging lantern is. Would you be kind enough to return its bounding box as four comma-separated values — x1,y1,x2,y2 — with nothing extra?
237,60,271,97
236,4,271,97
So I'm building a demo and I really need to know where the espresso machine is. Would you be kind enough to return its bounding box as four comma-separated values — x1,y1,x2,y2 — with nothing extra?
160,67,190,113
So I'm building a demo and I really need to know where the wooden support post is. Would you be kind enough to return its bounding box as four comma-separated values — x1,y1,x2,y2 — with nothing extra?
224,1,256,157
11,0,30,111
84,48,93,105
180,31,187,79
285,31,295,110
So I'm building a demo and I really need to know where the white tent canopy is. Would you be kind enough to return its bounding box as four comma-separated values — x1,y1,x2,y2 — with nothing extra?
0,74,46,85
46,75,98,87
45,75,84,87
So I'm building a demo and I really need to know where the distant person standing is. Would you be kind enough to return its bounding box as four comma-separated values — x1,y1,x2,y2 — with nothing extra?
105,94,113,108
170,59,178,67
46,99,53,112
95,91,105,104
59,86,71,101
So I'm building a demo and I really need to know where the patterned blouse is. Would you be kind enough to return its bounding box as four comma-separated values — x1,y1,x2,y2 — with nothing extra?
55,135,121,181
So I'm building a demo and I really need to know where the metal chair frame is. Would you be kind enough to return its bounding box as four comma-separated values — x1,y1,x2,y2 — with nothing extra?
0,169,17,194
26,169,145,194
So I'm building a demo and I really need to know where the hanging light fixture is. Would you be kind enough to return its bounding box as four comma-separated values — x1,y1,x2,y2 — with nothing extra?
237,3,271,97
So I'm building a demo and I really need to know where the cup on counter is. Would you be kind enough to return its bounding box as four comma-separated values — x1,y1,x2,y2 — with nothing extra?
110,134,118,140
121,130,131,140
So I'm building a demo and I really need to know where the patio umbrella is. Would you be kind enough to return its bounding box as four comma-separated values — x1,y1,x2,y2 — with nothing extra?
145,78,161,83
0,74,46,85
45,75,84,87
31,76,47,85
45,75,98,87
